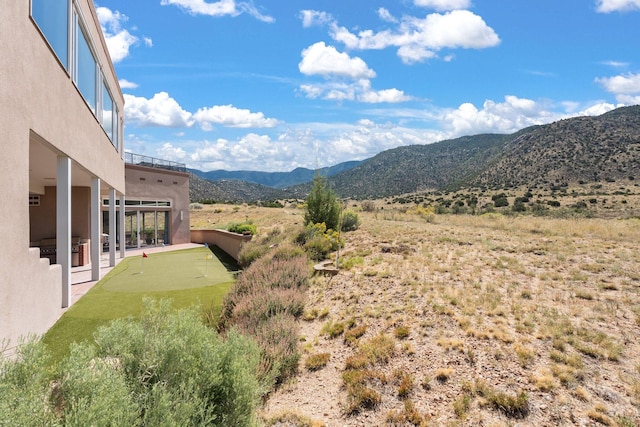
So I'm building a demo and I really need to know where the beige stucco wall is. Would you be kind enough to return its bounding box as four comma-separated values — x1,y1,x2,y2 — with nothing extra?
191,229,252,261
124,165,191,245
0,1,124,352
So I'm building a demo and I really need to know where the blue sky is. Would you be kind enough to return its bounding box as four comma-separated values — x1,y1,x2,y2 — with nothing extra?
95,0,640,172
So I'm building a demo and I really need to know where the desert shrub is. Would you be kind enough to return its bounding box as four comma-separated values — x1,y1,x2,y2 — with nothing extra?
232,287,306,324
407,205,436,222
1,300,263,426
224,255,309,303
341,210,361,231
243,314,300,388
305,353,331,371
393,369,414,398
264,411,325,427
493,195,509,207
238,241,270,268
345,383,381,414
0,340,57,425
190,202,204,210
218,255,310,389
488,391,529,419
261,200,284,208
270,244,306,262
94,299,262,426
453,394,472,418
344,324,367,345
512,200,527,212
361,200,376,212
304,235,333,261
227,221,257,235
394,325,410,339
56,343,139,426
321,321,345,338
359,334,395,365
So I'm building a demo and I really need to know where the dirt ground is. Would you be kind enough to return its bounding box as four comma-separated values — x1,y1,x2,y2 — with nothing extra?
192,201,640,426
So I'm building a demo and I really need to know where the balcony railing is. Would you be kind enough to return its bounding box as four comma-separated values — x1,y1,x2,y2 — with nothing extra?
124,152,187,173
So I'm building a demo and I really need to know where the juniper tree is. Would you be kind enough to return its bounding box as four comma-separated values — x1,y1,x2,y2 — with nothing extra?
304,173,340,230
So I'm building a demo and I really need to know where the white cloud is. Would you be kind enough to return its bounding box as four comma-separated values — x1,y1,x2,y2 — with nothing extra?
131,97,619,173
160,0,274,22
596,0,640,13
95,6,139,63
188,134,291,170
193,105,279,129
123,92,279,130
378,8,398,23
157,142,189,163
360,89,411,103
414,0,472,11
299,80,412,104
119,79,139,89
440,96,616,136
299,42,376,79
123,92,194,127
300,10,334,28
143,37,154,47
596,72,640,96
601,60,629,67
330,10,500,64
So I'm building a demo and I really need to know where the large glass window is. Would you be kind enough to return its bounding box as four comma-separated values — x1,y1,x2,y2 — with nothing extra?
31,0,69,70
75,18,97,114
102,81,114,142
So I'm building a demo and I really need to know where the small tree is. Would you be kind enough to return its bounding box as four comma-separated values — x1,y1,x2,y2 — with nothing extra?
304,173,340,230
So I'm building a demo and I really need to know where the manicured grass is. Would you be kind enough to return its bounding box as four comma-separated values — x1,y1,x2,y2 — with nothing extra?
43,247,235,362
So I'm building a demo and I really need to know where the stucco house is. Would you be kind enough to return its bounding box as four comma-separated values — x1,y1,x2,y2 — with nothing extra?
0,1,194,355
0,0,126,352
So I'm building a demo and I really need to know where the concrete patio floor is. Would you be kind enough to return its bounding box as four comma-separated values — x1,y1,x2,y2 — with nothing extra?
69,243,204,306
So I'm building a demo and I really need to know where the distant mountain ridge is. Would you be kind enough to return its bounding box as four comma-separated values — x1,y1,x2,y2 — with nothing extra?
189,105,640,202
323,105,640,198
189,160,362,189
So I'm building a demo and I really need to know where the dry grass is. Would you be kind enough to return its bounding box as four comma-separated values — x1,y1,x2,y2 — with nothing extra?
199,203,640,426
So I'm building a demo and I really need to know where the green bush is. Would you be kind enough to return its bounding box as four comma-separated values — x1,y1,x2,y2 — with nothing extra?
304,235,333,261
341,210,361,231
0,340,57,425
295,223,344,261
57,343,139,426
493,196,509,208
0,300,262,426
227,221,257,235
94,299,262,426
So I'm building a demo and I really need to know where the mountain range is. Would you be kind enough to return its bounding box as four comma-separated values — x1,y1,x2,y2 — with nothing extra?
189,105,640,202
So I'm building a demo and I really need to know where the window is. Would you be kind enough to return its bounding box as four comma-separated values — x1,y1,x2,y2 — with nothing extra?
31,0,69,70
102,80,114,142
75,17,97,114
32,0,120,151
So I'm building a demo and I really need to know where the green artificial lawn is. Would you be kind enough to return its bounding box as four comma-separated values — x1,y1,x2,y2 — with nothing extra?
43,247,235,362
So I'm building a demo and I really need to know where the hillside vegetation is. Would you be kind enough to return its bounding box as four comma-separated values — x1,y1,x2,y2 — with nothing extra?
328,105,640,199
190,106,640,202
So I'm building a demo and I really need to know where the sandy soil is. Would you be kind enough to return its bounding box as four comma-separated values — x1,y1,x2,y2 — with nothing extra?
258,211,640,426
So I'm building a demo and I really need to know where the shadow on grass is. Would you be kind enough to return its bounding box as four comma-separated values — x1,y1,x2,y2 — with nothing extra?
209,244,241,272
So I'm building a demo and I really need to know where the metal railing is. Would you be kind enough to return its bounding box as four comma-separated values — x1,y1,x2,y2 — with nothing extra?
124,152,187,172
